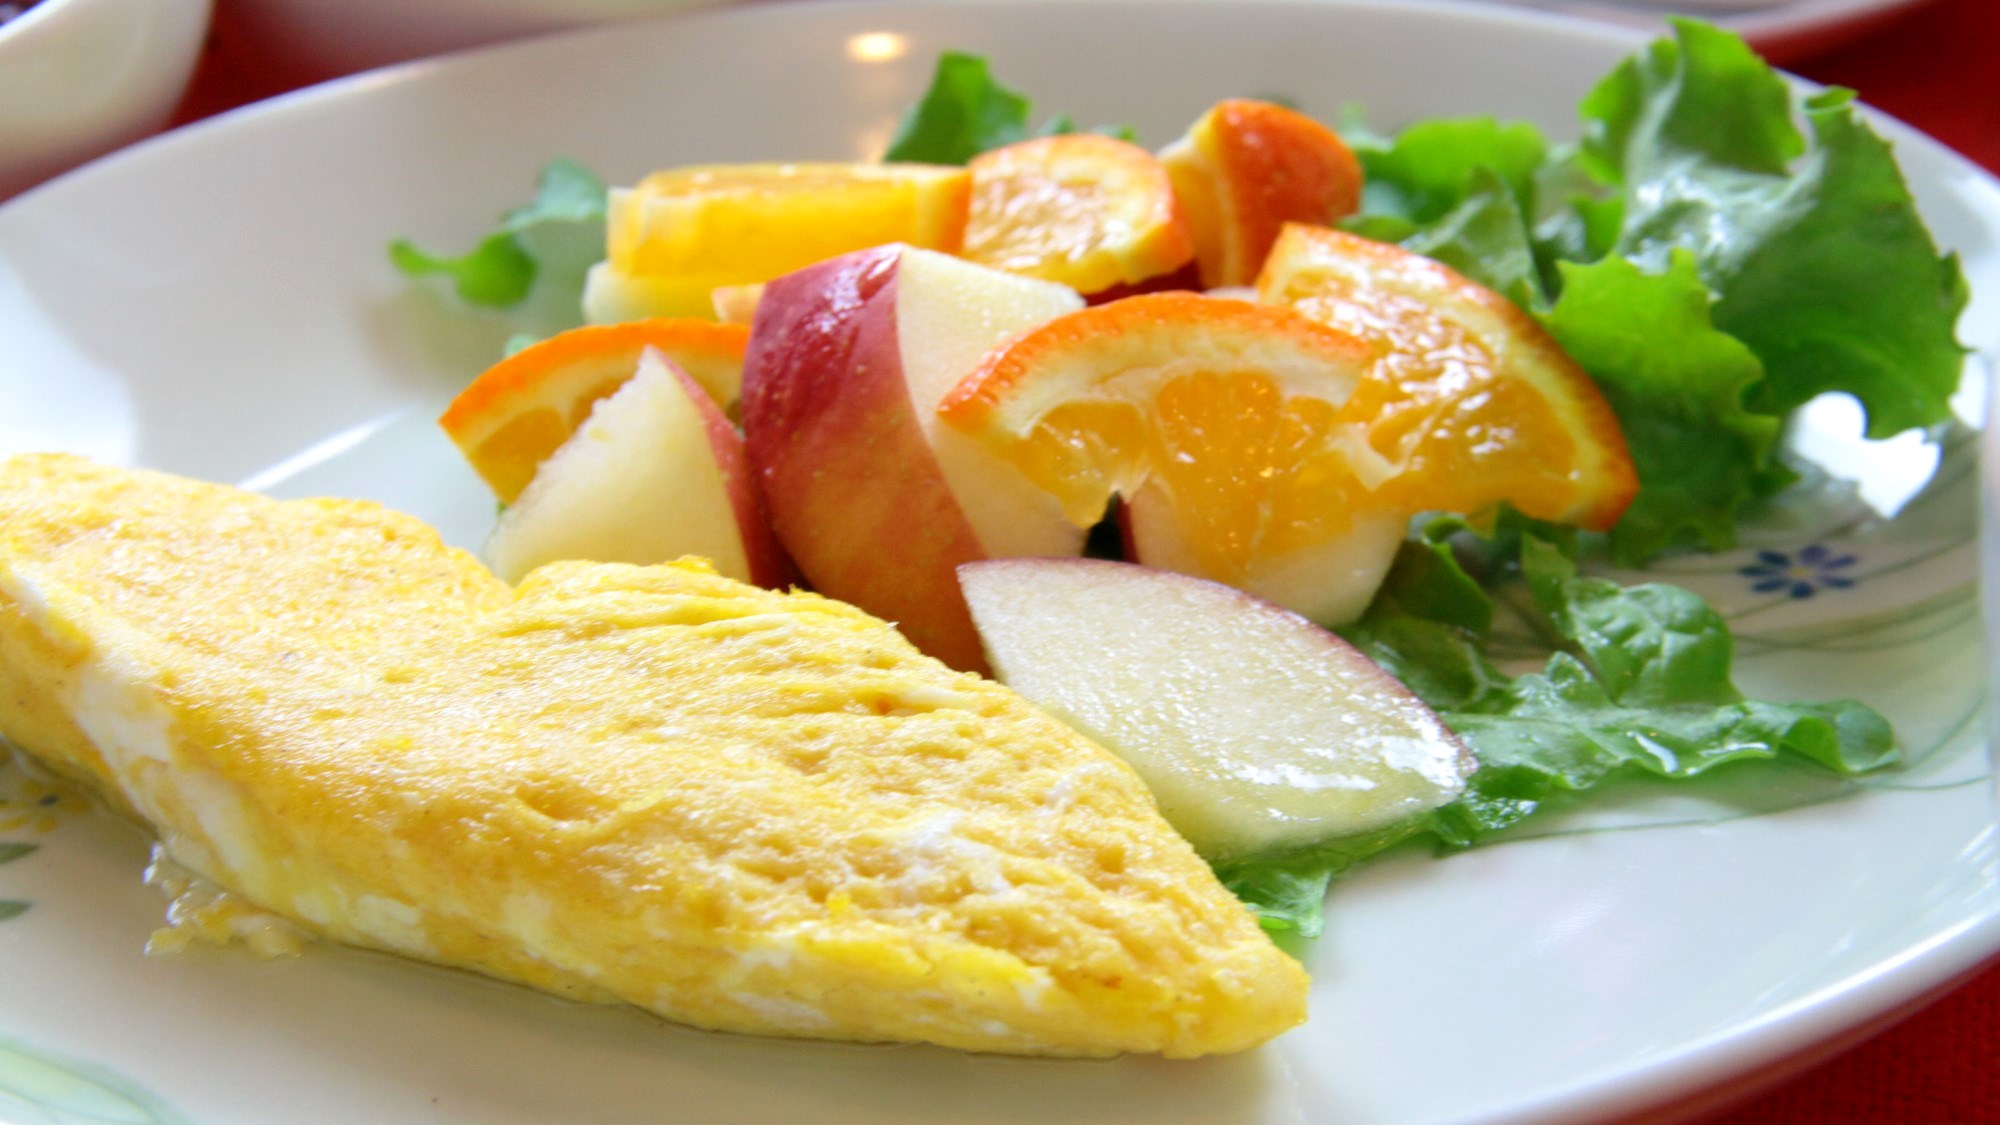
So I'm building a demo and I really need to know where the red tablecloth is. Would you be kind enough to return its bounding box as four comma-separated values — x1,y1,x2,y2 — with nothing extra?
156,0,2000,1120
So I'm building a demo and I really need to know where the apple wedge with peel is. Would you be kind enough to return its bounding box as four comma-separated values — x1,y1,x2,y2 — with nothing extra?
742,244,1085,671
959,557,1475,861
485,346,792,588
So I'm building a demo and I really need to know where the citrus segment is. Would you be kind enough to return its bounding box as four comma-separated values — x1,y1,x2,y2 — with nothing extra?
440,319,751,503
1161,100,1363,287
962,135,1194,294
710,283,765,326
937,293,1374,588
1257,224,1637,529
608,162,970,280
582,262,723,323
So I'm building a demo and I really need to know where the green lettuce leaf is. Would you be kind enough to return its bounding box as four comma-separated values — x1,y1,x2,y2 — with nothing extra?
389,158,607,308
1220,532,1896,936
1395,169,1546,307
1351,116,1548,225
1540,251,1786,562
884,52,1035,164
1579,19,1968,437
883,52,1129,164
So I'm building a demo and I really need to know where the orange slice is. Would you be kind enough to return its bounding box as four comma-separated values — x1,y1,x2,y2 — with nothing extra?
1161,100,1364,288
1257,224,1636,529
440,319,751,504
938,293,1375,587
962,134,1194,295
581,264,720,323
609,162,970,281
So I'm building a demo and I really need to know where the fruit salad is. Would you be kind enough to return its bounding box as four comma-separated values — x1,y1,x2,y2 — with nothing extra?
395,19,1963,935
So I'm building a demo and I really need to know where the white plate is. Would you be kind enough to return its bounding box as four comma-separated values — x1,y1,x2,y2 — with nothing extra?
0,1,1996,1122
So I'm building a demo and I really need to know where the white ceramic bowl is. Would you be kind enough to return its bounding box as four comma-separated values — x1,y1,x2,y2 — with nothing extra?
0,0,213,198
216,0,730,82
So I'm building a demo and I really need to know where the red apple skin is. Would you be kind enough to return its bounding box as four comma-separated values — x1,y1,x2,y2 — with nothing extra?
670,358,798,590
741,246,992,672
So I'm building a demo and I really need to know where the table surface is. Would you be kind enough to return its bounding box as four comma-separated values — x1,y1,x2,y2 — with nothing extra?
119,0,2000,1119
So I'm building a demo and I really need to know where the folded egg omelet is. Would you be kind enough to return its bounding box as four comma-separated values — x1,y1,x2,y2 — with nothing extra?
0,454,1305,1057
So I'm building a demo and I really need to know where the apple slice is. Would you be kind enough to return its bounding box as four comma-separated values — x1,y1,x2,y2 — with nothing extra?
485,346,791,588
741,244,1085,671
959,558,1474,861
441,319,751,503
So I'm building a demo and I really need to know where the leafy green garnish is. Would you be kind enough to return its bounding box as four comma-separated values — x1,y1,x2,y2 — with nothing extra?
1217,526,1896,937
1541,251,1785,561
389,158,607,308
1346,19,1967,563
1398,169,1545,307
1578,21,1968,438
884,52,1129,164
1352,117,1548,226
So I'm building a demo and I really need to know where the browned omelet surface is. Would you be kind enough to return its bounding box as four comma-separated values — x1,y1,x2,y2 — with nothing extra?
0,453,1306,1057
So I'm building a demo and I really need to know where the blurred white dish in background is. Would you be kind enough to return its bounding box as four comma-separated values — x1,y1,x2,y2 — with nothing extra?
217,0,732,81
0,0,211,198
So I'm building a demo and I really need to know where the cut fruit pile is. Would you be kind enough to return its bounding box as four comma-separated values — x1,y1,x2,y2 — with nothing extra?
430,76,1647,884
584,163,971,323
440,91,1638,677
583,91,1363,325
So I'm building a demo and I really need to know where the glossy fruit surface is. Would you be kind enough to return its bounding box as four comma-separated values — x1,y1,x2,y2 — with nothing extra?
961,134,1193,295
1257,224,1637,530
440,319,750,503
1160,99,1364,287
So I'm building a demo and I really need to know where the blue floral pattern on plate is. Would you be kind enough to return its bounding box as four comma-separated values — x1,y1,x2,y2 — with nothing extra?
1740,544,1859,599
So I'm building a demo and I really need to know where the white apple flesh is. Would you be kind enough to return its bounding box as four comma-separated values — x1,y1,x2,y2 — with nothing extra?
485,346,789,586
959,557,1475,861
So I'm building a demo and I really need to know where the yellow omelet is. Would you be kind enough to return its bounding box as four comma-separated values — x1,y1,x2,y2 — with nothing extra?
0,454,1306,1057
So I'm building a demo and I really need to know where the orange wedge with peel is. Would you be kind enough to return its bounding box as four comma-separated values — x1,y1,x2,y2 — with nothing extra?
440,319,751,504
938,293,1378,594
609,163,970,280
1161,99,1364,288
962,134,1194,295
1256,224,1636,530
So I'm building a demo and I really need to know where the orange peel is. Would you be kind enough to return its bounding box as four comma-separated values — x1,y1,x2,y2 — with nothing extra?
1161,99,1364,288
440,319,751,504
1257,223,1637,530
